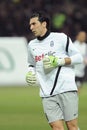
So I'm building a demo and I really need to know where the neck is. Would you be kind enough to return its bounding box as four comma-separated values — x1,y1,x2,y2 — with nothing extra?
37,30,50,40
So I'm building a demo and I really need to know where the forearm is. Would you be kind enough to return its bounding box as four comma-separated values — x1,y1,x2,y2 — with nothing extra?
64,57,71,65
43,54,83,74
64,54,83,66
70,53,83,65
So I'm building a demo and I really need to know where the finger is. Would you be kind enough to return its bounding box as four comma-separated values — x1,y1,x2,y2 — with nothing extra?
43,57,50,62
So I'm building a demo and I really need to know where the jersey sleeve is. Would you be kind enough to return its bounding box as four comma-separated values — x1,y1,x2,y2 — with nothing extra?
66,37,83,65
27,43,36,68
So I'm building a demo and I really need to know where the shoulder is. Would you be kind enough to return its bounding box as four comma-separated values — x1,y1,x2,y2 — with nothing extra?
73,40,79,44
50,32,67,42
83,42,87,47
27,38,38,48
50,32,67,38
28,38,37,45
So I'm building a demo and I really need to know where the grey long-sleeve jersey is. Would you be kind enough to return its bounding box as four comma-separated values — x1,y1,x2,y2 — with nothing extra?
27,32,83,97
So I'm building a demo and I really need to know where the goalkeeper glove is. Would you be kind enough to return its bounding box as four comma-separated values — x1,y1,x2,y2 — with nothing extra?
43,56,65,73
26,71,37,86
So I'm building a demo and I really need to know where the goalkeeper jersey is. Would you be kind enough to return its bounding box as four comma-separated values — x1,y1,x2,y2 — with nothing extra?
28,32,83,97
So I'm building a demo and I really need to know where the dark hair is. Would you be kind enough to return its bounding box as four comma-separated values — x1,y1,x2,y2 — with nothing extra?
30,10,51,30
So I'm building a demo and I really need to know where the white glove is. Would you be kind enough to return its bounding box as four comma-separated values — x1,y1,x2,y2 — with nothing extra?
26,71,37,86
43,56,65,73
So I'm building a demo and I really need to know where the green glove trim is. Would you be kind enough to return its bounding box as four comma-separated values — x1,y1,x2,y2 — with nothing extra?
49,56,58,67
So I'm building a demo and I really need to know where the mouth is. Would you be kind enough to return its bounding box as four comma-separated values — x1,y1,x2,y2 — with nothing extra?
32,31,37,36
32,31,36,34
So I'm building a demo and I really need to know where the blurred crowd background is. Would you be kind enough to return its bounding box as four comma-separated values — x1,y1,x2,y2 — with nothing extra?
0,0,87,82
0,0,87,42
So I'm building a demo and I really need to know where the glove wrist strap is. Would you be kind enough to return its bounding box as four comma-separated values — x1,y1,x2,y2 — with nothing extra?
28,67,35,74
57,58,65,66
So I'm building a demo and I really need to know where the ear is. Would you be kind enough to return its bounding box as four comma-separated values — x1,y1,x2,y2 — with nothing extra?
42,21,47,28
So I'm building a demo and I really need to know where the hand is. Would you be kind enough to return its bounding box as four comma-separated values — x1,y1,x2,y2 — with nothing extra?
26,71,37,86
43,56,58,69
43,56,65,73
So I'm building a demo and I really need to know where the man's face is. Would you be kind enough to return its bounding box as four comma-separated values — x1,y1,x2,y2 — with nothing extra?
77,32,87,43
29,17,46,37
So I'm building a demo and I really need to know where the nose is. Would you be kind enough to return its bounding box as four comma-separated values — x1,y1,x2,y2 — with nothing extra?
30,25,33,31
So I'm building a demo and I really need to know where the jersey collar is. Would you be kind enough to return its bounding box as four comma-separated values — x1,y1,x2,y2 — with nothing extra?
37,31,50,41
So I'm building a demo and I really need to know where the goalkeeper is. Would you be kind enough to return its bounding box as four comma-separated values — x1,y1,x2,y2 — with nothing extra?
26,11,83,130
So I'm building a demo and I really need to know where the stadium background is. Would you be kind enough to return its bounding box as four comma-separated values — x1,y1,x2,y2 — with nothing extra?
0,0,87,83
0,0,87,41
0,0,87,130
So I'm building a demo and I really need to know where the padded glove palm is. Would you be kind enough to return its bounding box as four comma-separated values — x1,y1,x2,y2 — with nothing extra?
43,56,65,73
26,71,37,86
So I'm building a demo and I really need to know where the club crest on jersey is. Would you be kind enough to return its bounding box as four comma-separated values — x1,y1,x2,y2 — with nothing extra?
50,41,54,47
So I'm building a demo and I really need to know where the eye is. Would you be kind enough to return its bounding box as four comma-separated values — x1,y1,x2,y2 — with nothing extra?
31,22,36,27
32,22,36,25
